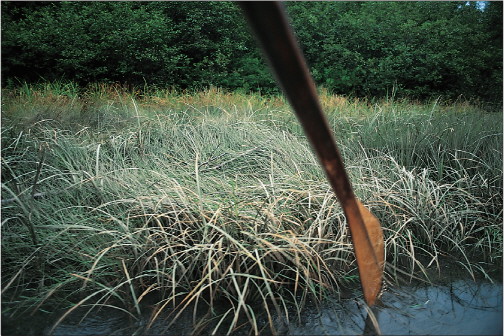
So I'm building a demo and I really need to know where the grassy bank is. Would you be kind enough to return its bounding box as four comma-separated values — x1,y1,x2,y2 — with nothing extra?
2,83,502,334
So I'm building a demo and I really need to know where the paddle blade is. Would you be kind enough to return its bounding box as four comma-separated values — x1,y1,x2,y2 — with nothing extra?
353,199,385,306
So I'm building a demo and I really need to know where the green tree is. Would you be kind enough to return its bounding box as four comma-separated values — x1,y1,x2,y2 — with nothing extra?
1,1,501,101
286,1,502,101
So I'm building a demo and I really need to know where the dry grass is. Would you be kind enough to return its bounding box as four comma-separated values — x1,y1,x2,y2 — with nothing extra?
1,83,502,334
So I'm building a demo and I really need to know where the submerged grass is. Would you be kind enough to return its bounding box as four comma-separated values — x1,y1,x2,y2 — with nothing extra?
1,83,502,334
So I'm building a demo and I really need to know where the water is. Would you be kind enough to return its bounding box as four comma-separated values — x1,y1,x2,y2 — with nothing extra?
288,279,503,335
3,279,502,335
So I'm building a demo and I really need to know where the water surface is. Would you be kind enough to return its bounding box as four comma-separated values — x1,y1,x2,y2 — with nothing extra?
3,278,502,335
288,279,502,335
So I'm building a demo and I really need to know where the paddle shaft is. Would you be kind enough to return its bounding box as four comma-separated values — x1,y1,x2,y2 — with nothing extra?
239,2,355,208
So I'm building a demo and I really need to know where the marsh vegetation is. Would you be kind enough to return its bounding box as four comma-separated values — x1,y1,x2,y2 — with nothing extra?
1,83,502,334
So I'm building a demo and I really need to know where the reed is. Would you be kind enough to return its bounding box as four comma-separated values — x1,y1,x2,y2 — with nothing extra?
2,83,501,334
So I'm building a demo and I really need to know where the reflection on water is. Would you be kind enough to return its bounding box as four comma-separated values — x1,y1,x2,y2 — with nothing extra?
2,279,502,335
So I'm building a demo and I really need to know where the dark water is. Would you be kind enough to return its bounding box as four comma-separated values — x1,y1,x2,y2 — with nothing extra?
3,279,502,335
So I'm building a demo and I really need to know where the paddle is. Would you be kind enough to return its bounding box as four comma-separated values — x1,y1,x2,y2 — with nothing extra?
239,2,384,306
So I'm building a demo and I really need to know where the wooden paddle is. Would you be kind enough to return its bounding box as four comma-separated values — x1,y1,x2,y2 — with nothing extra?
240,2,384,306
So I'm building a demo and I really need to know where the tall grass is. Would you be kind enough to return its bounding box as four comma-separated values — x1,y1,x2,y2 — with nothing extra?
2,83,502,334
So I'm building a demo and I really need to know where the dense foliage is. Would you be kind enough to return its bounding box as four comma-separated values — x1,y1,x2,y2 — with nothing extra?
1,1,502,101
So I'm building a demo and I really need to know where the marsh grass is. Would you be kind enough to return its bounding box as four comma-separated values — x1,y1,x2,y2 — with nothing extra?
1,83,502,334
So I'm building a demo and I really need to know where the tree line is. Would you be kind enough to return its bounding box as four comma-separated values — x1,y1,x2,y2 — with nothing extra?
1,1,502,101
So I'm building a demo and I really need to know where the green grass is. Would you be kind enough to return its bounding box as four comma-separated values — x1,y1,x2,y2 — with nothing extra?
1,82,502,334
